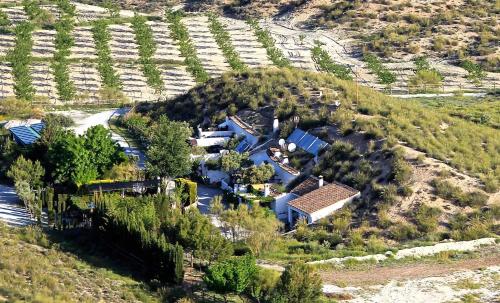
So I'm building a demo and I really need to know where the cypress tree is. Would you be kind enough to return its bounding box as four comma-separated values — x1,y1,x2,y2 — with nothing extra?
172,243,184,284
46,187,54,226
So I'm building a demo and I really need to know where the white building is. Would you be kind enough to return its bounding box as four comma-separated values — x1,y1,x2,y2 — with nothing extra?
250,147,300,186
219,116,259,152
285,176,360,225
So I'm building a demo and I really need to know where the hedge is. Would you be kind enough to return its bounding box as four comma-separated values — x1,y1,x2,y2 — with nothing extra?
175,178,197,206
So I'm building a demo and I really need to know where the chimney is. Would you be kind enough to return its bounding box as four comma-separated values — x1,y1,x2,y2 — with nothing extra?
282,156,289,164
263,183,271,197
318,175,324,187
273,117,279,134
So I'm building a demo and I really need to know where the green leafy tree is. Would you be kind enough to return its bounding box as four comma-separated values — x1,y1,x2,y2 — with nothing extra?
48,132,98,186
220,151,248,174
242,164,275,184
7,156,44,215
84,125,125,174
176,209,233,265
272,262,322,303
7,155,44,189
146,115,192,179
204,254,257,302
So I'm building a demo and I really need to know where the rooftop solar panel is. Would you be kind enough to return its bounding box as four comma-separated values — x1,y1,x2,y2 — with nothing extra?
9,126,41,146
235,140,250,153
287,128,328,156
30,122,45,134
287,128,306,143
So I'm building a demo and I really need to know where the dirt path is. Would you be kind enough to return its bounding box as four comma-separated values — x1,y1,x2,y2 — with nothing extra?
320,250,500,286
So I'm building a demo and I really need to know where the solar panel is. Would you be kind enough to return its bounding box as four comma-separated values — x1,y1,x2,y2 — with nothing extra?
30,122,45,134
9,126,41,146
235,140,250,153
287,128,328,156
287,128,307,143
309,139,328,155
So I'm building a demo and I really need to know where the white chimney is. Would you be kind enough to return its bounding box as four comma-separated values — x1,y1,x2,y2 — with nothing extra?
273,117,279,134
263,183,271,197
282,156,289,164
318,175,324,187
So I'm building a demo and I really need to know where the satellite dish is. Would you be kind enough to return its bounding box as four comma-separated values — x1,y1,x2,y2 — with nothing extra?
278,138,285,147
288,143,297,153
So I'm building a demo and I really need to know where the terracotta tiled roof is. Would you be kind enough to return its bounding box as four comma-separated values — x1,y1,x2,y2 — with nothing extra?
288,182,360,215
290,176,329,196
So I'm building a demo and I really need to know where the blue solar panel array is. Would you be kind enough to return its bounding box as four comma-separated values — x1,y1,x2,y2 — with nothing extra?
287,128,328,156
235,140,250,153
8,123,45,146
30,122,45,134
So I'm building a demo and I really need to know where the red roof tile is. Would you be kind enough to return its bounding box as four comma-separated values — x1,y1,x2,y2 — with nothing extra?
288,182,359,214
290,176,328,196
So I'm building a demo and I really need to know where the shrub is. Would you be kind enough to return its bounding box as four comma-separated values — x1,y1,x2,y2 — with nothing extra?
390,154,412,185
366,235,387,253
431,179,488,208
461,59,486,85
389,222,419,241
414,204,442,233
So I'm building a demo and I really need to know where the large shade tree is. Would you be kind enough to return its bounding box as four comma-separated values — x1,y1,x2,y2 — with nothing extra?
48,132,98,186
84,125,126,174
146,115,192,179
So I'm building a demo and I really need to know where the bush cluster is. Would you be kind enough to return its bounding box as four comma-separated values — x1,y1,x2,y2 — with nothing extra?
131,14,164,92
431,178,488,208
52,0,76,101
312,41,352,80
247,19,290,68
91,19,122,90
461,59,486,85
165,10,209,83
7,22,35,101
413,204,442,233
363,53,396,86
207,13,246,72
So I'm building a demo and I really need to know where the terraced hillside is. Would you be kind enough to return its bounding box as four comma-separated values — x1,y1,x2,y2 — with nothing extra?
0,1,498,104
